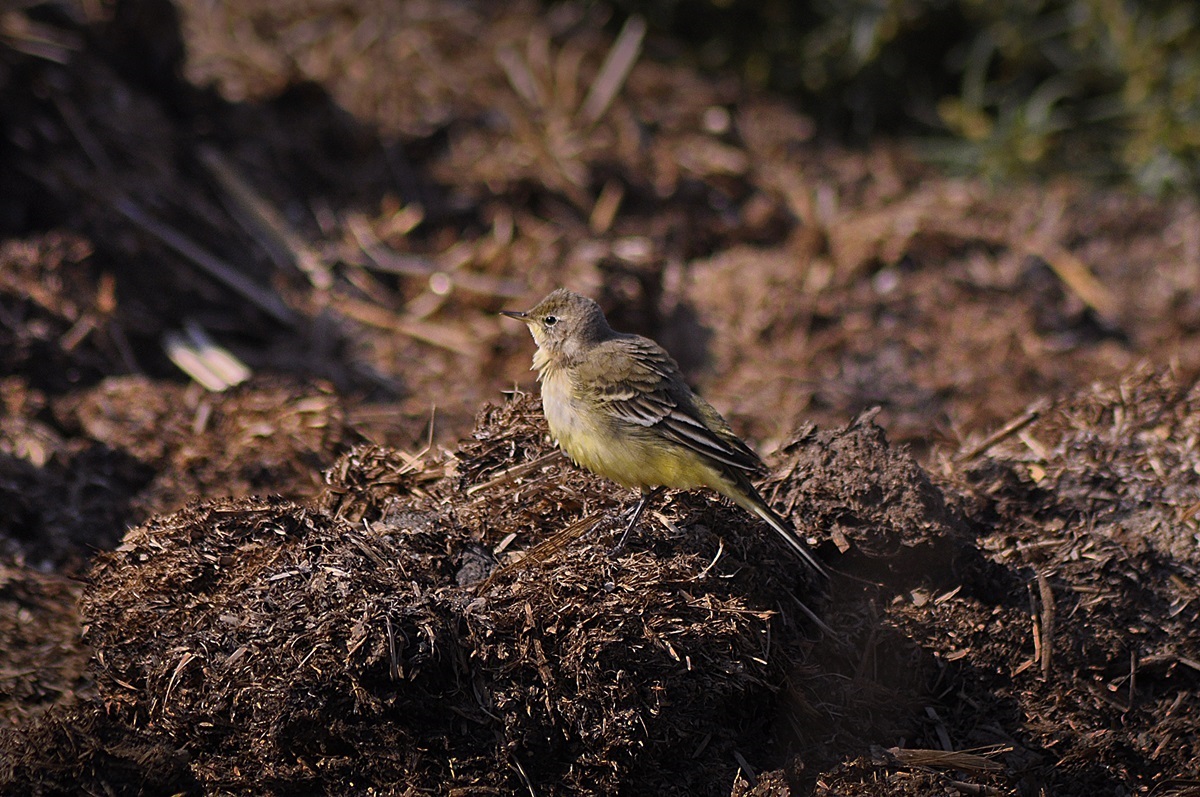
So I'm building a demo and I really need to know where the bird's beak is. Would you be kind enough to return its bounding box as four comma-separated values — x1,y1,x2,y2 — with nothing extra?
499,309,529,321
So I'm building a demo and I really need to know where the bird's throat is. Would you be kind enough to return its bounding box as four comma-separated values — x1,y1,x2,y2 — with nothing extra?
532,346,556,380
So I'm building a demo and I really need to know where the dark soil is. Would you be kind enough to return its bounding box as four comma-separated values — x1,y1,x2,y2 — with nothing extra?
2,2,1198,795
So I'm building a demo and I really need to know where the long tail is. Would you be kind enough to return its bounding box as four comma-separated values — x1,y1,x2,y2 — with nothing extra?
731,486,829,579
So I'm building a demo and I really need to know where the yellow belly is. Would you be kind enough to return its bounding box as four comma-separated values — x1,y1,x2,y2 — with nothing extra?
540,372,718,491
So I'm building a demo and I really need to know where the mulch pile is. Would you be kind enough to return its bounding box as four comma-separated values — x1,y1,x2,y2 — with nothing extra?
3,396,845,795
3,1,1200,795
6,374,1199,794
1,373,353,570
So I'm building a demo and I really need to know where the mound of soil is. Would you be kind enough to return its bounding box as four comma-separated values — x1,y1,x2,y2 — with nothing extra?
5,396,893,795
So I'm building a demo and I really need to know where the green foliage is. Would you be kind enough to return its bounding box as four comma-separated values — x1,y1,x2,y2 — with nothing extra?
610,0,1200,193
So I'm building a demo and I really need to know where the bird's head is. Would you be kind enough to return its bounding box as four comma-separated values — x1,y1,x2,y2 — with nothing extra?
500,289,613,365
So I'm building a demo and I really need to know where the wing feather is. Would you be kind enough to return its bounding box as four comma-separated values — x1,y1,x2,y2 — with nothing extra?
577,335,765,475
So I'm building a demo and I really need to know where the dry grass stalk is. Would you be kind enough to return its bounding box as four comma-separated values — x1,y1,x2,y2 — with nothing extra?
956,401,1047,462
162,321,251,392
345,214,525,300
1027,243,1118,320
334,295,476,355
465,451,564,496
887,744,1011,773
0,10,82,63
579,15,646,126
199,144,332,290
113,197,297,325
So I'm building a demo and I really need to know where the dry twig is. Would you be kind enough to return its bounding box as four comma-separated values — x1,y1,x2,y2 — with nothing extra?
199,145,332,291
113,196,297,325
579,15,645,126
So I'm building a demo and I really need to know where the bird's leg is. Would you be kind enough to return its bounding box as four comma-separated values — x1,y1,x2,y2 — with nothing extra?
611,487,664,554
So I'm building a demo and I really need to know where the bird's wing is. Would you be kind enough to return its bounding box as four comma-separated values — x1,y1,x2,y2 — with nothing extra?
578,336,766,475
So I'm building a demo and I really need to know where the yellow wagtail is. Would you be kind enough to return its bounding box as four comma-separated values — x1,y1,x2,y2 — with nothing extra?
501,288,827,577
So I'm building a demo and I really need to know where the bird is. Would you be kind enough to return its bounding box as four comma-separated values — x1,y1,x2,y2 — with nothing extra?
501,288,827,577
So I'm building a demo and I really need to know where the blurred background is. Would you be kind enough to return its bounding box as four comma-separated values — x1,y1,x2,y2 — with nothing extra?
3,4,1200,794
621,0,1200,194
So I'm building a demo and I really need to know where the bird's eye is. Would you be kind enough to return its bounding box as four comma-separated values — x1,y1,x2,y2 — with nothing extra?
543,315,558,326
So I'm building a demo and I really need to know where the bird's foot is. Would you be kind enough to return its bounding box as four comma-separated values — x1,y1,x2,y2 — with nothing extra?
607,487,664,557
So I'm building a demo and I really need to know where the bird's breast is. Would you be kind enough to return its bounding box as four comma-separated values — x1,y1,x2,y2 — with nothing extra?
539,369,594,457
537,367,714,491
